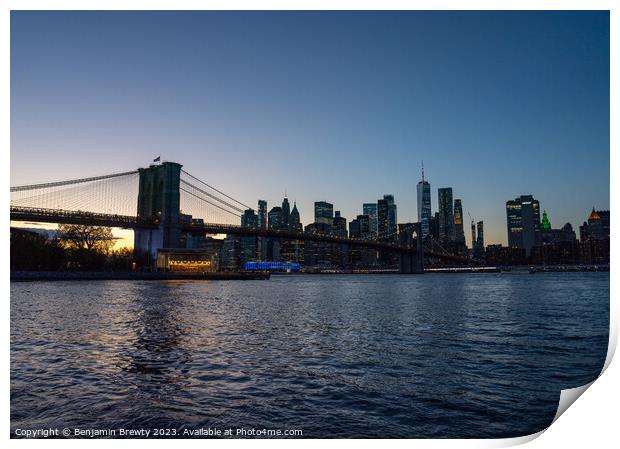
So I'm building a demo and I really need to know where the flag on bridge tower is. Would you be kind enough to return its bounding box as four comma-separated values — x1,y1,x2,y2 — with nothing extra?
153,156,161,162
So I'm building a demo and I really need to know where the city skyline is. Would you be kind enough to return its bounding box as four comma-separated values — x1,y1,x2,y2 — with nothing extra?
10,11,610,245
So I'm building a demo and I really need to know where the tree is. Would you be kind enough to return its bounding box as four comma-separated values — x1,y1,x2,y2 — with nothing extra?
57,224,115,253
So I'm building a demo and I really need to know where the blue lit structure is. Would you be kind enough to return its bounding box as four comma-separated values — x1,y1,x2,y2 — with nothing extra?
244,261,301,272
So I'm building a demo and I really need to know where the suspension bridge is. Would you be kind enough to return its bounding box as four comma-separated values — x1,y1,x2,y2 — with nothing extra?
10,161,468,273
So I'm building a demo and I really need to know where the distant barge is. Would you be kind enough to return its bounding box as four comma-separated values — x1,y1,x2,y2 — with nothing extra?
10,271,271,282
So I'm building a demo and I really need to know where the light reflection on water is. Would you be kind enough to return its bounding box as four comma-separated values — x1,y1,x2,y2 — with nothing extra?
11,273,608,438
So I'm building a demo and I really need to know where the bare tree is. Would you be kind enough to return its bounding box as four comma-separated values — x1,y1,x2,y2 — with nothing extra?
57,224,115,253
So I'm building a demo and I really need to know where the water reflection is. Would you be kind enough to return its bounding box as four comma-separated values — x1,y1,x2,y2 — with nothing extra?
11,273,609,438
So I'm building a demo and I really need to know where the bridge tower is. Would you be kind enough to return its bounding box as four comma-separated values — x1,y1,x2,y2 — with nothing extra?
399,222,424,274
134,162,183,261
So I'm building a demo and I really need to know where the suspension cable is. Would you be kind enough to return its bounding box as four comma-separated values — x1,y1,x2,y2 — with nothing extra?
181,169,251,209
10,170,139,192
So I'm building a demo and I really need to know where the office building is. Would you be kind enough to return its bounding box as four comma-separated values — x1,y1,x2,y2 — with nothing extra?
314,201,334,225
240,209,258,264
438,188,454,243
506,195,541,256
363,203,378,236
416,166,431,238
453,199,465,244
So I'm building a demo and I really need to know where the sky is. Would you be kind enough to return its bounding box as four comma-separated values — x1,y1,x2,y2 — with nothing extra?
10,11,610,246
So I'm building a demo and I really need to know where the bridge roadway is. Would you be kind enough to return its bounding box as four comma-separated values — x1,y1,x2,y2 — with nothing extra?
10,206,468,262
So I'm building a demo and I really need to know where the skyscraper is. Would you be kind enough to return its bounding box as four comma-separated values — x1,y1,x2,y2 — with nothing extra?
363,203,378,236
332,211,347,237
438,188,454,243
314,201,334,225
384,194,397,242
281,196,291,229
290,201,301,231
267,206,283,261
506,195,541,256
416,165,431,238
474,220,484,259
453,199,465,244
377,197,389,240
240,208,258,264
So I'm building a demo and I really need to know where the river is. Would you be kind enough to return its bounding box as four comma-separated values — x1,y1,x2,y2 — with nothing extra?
10,273,609,438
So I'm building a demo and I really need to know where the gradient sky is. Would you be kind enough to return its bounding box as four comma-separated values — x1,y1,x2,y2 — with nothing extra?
11,11,610,245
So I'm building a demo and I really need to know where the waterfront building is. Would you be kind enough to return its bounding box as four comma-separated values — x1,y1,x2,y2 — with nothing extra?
332,211,348,267
485,245,527,266
577,208,610,265
580,208,610,241
470,220,476,253
349,214,375,266
453,199,465,244
240,209,258,265
540,211,577,245
506,195,541,256
267,206,283,261
157,248,218,272
438,188,454,243
363,203,378,236
303,222,333,267
220,235,241,270
416,166,432,238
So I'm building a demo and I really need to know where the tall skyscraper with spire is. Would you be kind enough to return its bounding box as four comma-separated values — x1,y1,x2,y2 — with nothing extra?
416,162,431,238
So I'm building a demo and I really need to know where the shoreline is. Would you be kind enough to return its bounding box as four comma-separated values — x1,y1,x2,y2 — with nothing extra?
10,265,609,282
10,271,271,282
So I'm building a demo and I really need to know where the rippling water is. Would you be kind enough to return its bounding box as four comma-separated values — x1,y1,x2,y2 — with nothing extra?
11,273,609,438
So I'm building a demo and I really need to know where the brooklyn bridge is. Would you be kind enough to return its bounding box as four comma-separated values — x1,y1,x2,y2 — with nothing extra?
10,161,469,273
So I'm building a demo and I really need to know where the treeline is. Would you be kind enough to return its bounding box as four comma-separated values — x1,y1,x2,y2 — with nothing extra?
10,226,150,272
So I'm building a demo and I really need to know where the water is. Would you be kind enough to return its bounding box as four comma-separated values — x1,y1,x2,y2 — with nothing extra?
11,273,609,438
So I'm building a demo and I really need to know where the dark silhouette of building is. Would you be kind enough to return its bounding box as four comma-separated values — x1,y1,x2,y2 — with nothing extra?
363,203,378,237
506,195,541,256
578,208,610,264
453,199,465,244
267,206,283,261
417,164,432,238
485,244,527,266
438,188,454,243
314,201,334,226
474,221,485,260
240,209,258,265
257,200,268,260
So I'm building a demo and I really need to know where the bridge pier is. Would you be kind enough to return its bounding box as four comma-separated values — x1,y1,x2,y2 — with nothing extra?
398,223,424,274
134,162,183,262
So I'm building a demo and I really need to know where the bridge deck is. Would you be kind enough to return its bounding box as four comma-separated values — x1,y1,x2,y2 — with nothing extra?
10,206,467,262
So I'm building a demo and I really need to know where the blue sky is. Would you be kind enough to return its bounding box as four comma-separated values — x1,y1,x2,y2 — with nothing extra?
11,11,609,245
